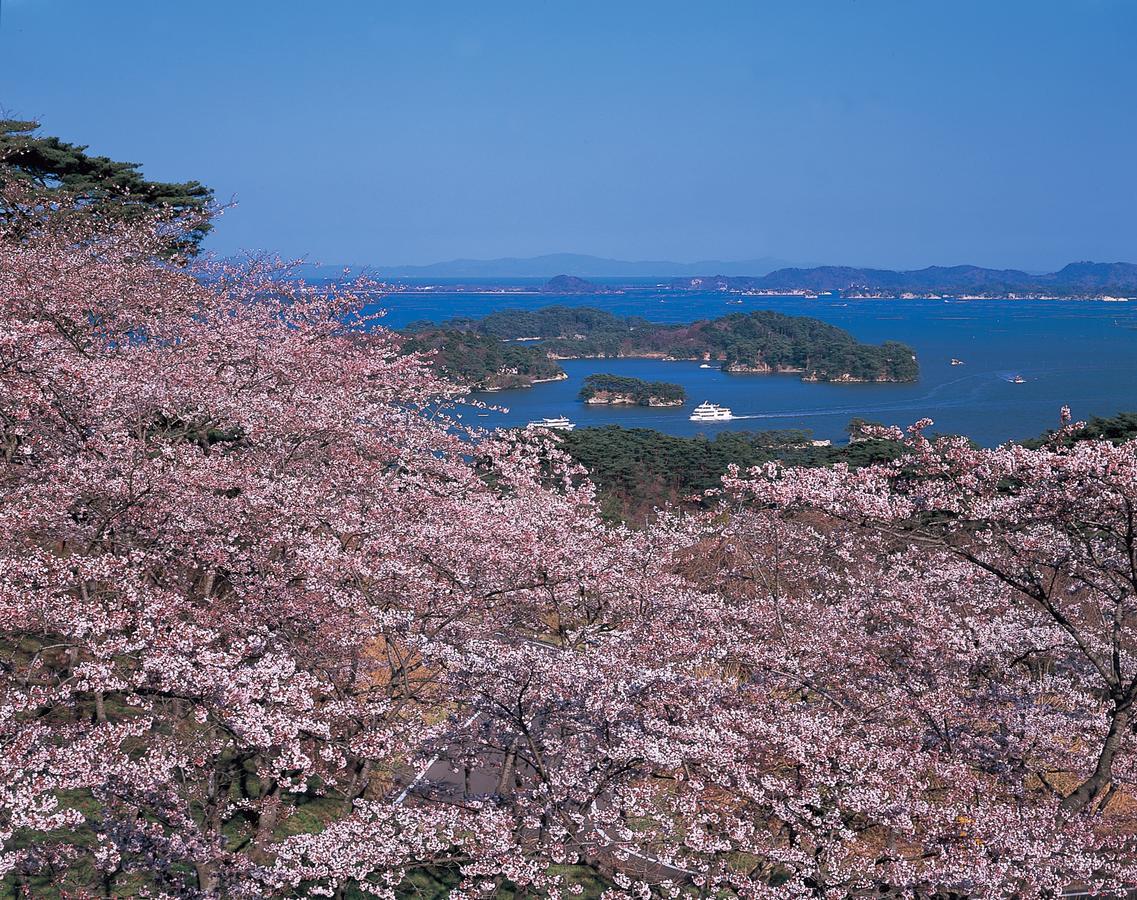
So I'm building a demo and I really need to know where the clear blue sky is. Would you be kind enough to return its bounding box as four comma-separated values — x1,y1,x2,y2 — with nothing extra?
2,0,1134,270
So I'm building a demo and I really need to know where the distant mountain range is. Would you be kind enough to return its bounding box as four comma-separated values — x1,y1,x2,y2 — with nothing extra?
672,262,1137,297
296,253,798,279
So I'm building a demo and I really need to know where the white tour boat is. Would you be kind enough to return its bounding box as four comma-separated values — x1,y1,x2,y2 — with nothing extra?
689,402,734,422
527,416,576,431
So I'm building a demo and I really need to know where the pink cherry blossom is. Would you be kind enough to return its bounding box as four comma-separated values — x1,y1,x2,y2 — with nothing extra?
3,179,1136,897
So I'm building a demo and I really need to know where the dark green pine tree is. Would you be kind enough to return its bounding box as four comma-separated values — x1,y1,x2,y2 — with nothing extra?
0,119,214,253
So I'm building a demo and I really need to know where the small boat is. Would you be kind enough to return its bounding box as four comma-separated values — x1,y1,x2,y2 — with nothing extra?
476,413,490,417
950,358,965,366
527,416,575,431
689,401,734,422
699,363,714,369
1010,375,1026,384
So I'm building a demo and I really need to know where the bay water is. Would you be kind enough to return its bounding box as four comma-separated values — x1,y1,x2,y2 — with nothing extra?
365,284,1137,447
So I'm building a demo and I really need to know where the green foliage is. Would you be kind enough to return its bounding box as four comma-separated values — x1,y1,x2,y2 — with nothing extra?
560,424,905,522
0,119,213,252
401,326,564,389
437,306,918,382
1024,411,1137,449
1072,411,1137,442
579,374,686,405
450,305,647,341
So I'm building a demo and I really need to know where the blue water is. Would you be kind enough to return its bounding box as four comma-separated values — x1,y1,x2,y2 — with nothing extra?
365,288,1137,447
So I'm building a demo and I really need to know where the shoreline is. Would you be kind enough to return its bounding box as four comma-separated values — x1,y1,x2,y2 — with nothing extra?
372,286,1135,302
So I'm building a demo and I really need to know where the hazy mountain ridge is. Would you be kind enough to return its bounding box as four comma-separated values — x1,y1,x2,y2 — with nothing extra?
295,254,797,279
385,253,799,278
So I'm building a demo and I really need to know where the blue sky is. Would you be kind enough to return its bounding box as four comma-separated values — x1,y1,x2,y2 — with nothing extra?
1,0,1134,269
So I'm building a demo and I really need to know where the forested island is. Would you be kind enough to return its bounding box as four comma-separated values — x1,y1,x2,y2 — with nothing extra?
540,274,604,293
578,374,686,406
410,305,917,387
399,326,565,390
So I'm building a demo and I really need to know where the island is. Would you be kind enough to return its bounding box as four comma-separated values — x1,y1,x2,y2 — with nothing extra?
399,326,566,391
579,374,686,407
540,274,603,293
426,306,917,384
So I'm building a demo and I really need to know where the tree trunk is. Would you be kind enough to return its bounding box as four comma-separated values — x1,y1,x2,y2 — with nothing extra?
250,780,282,864
496,739,519,798
194,861,220,895
1059,703,1131,815
195,768,226,894
342,758,372,814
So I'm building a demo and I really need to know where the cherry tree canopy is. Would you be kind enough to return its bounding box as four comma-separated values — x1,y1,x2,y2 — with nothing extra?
2,183,1136,897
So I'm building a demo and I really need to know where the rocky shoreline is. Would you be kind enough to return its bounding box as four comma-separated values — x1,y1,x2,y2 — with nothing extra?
584,390,685,407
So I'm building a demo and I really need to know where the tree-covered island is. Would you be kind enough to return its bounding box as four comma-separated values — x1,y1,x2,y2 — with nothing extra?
408,305,918,387
579,374,686,406
400,325,566,390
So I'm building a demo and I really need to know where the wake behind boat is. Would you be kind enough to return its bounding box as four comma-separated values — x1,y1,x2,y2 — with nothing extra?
689,401,734,422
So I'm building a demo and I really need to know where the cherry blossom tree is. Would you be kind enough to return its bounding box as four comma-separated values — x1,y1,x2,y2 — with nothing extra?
710,419,1137,894
0,181,561,896
4,175,1137,898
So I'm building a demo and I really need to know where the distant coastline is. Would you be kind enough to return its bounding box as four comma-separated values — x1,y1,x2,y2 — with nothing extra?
380,286,1135,301
342,261,1137,301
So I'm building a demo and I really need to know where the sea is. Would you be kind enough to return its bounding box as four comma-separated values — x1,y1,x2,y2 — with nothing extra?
362,280,1137,447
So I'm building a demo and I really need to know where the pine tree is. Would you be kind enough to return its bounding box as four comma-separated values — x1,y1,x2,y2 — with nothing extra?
0,119,213,253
